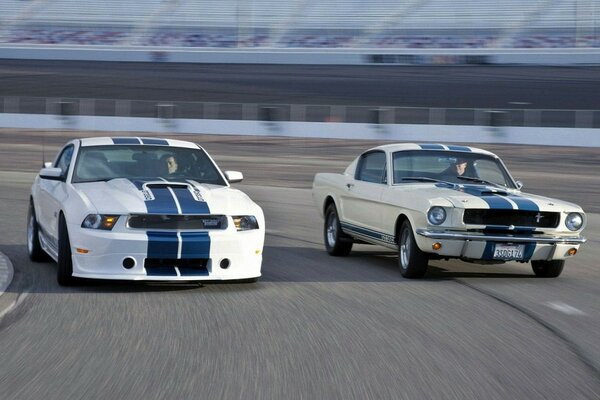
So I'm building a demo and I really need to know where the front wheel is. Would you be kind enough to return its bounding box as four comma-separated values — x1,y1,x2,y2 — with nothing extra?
27,200,49,262
324,204,353,256
398,220,428,278
531,260,565,278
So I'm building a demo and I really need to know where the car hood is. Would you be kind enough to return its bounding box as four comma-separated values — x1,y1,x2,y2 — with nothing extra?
431,184,582,212
72,178,258,215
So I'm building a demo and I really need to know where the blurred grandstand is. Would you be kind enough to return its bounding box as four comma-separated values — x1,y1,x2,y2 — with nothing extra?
0,0,598,49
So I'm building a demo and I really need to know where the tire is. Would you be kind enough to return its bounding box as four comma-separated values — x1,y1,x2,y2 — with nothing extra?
324,204,353,256
398,220,428,279
531,260,565,278
27,200,49,262
57,214,76,286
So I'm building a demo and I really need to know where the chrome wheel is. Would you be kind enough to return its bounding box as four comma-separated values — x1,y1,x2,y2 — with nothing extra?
326,212,338,247
400,227,410,269
27,211,34,254
324,204,353,256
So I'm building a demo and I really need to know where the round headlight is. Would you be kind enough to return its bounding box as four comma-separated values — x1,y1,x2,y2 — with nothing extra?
565,212,583,231
82,214,102,229
427,206,447,225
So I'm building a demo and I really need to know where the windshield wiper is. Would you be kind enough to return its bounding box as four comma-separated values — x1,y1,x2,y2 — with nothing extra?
400,177,440,183
456,176,501,187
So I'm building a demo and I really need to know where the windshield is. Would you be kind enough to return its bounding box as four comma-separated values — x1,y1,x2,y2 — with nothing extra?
392,150,515,188
72,145,227,186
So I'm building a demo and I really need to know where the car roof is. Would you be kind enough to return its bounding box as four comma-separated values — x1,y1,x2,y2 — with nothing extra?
79,137,199,149
370,143,497,157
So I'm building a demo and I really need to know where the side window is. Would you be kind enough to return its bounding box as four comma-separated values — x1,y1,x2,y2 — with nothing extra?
356,152,387,184
54,145,74,178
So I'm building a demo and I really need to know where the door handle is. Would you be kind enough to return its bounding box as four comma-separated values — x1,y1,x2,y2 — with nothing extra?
346,183,354,189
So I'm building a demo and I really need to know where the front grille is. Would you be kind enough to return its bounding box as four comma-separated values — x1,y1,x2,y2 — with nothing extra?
128,214,227,230
463,209,559,228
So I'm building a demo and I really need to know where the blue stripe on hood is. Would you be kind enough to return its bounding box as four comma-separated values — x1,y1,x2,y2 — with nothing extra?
172,187,210,214
506,195,539,212
461,185,514,210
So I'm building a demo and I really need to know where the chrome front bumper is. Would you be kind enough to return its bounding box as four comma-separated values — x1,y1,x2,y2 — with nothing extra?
416,229,587,245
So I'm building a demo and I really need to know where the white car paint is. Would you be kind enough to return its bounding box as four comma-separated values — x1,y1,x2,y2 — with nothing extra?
28,136,265,283
313,143,586,275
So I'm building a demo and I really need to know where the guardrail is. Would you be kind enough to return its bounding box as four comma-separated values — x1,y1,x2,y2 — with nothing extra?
1,96,598,128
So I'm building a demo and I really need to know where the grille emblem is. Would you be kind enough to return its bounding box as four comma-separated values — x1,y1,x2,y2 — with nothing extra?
534,213,544,224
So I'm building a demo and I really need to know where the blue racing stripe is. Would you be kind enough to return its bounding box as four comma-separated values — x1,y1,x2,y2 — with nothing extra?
141,138,169,145
179,267,209,277
507,196,539,212
447,145,471,152
147,231,179,259
112,137,141,144
523,243,536,261
482,242,495,260
146,267,178,276
419,144,445,150
146,187,179,214
461,186,514,210
172,187,210,214
180,232,211,259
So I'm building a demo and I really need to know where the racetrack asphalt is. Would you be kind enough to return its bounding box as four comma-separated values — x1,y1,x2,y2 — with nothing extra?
0,130,599,399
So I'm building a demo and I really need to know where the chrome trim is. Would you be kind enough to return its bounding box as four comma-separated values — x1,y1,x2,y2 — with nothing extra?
416,229,586,244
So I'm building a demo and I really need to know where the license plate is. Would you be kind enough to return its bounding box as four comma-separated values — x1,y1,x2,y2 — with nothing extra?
493,244,525,260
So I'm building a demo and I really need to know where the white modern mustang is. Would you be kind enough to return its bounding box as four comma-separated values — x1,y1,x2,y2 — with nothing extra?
28,137,264,285
312,143,586,278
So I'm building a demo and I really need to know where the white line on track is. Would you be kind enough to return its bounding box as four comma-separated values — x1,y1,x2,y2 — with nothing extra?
545,301,587,316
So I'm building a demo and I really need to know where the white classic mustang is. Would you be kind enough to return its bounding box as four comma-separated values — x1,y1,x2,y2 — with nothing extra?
28,137,265,285
312,143,586,278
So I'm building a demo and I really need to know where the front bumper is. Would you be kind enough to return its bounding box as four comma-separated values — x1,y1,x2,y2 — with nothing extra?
69,222,264,281
416,229,586,261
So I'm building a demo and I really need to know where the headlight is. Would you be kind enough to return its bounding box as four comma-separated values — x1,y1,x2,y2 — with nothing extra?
233,215,259,231
81,214,119,230
565,212,583,231
427,207,446,225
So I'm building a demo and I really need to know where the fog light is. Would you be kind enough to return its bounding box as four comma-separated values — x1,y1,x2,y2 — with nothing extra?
76,248,89,254
220,259,231,269
432,242,442,251
122,257,135,269
567,248,577,256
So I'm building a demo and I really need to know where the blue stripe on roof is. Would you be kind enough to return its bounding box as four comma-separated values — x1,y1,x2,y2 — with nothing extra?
147,231,179,259
112,137,141,144
181,232,211,259
419,144,445,150
141,138,169,145
447,145,472,152
172,187,210,214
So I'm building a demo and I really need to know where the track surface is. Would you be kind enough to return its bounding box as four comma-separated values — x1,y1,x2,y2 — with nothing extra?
1,60,600,109
0,130,599,399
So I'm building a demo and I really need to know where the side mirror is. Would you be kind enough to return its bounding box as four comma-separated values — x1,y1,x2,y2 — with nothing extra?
44,161,53,168
515,180,523,190
224,170,243,183
39,167,64,181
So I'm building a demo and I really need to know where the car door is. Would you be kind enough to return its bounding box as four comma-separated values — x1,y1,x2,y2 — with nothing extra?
340,150,387,233
38,144,74,249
